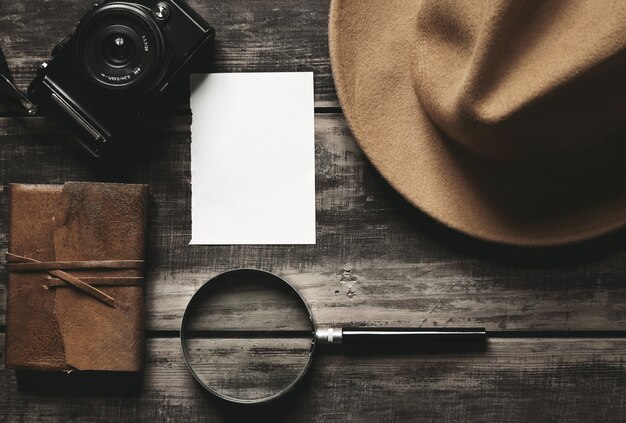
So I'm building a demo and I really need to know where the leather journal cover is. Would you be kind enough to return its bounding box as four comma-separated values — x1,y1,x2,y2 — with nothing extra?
5,182,148,372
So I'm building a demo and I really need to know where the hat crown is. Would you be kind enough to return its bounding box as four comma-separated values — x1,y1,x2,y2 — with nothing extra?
414,0,626,160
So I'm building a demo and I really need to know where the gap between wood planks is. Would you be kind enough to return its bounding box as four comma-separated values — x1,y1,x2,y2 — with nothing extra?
0,107,343,118
144,329,626,339
1,324,624,338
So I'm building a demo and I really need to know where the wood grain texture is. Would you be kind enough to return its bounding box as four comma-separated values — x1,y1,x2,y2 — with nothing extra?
1,115,626,332
0,0,336,107
1,0,625,421
2,335,626,422
183,337,314,402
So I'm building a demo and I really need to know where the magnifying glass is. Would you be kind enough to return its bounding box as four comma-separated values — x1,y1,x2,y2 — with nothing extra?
180,269,487,404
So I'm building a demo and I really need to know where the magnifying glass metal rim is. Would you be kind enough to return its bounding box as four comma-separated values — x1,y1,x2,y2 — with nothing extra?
180,268,317,405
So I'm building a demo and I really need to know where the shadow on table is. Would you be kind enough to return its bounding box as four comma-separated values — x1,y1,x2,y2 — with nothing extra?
204,340,487,421
205,359,318,422
15,370,143,397
320,340,488,355
372,172,626,266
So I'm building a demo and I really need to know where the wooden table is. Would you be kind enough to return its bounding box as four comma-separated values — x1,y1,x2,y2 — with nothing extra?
2,1,626,421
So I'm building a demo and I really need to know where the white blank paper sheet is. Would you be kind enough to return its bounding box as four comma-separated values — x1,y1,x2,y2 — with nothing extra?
190,72,316,245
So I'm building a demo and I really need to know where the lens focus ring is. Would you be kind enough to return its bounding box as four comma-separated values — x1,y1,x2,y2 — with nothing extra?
73,3,167,92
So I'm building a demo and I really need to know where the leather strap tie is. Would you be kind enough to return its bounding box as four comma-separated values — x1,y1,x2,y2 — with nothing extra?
7,260,144,272
5,253,145,309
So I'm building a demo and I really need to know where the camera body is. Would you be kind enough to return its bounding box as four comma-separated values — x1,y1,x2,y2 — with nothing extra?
28,0,214,157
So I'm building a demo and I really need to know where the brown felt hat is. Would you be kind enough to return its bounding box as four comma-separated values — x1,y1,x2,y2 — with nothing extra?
329,0,626,246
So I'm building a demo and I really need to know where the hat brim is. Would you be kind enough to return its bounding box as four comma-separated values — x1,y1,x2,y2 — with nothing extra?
329,0,626,246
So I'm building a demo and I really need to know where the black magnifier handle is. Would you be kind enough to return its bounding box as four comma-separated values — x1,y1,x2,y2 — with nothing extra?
315,327,487,344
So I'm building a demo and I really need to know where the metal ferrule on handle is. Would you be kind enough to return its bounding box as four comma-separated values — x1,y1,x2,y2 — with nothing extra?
315,327,487,344
316,328,344,344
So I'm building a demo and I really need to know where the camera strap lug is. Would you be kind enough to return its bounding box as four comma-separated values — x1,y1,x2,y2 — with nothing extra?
0,74,37,116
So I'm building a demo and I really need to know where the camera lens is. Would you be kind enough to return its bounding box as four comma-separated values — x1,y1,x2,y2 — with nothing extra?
74,3,167,91
103,33,135,66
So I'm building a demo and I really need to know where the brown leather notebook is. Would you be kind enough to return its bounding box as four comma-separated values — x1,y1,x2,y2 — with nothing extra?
5,182,148,372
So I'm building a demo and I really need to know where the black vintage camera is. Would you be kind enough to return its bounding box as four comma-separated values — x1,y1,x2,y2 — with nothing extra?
28,0,214,157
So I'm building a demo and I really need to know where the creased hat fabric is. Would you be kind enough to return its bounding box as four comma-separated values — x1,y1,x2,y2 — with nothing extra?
329,0,626,245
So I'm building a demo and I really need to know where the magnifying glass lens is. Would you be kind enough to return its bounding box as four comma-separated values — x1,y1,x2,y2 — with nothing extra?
181,271,315,403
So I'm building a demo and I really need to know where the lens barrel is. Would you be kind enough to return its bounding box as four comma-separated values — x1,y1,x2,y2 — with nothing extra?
74,3,167,92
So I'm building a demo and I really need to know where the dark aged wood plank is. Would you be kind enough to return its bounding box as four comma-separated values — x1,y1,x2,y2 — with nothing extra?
2,335,626,422
0,0,336,107
1,114,626,331
183,275,314,331
183,337,314,402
